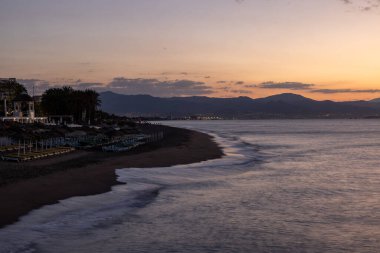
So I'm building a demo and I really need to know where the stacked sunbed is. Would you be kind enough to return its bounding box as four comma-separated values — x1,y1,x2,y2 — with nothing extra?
0,144,32,152
101,137,146,152
1,147,75,162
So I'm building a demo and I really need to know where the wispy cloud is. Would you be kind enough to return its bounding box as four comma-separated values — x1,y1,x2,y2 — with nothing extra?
258,81,315,90
17,77,215,97
18,77,380,97
215,85,252,95
256,81,380,94
73,82,103,90
18,79,52,95
244,84,257,88
311,88,380,94
18,79,104,95
161,71,190,76
230,89,252,94
107,77,213,97
339,0,380,11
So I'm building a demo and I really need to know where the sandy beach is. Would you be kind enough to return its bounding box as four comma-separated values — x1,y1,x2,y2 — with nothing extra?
0,126,223,228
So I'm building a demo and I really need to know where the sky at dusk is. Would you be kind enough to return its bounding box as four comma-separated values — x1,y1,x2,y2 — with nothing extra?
1,0,380,100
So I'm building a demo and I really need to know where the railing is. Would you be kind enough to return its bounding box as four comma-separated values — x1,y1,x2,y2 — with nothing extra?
1,117,48,123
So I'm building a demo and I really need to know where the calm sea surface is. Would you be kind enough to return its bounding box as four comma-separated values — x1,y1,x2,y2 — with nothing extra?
1,120,380,253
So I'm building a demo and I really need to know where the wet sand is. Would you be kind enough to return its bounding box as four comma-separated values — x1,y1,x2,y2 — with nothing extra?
0,126,223,228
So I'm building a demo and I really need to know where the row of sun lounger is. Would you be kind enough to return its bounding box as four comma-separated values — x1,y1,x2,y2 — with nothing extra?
0,144,32,152
1,147,75,162
0,133,162,160
102,142,144,152
101,135,148,152
101,133,164,152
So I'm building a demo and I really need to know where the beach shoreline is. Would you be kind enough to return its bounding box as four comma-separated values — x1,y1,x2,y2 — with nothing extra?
0,126,224,228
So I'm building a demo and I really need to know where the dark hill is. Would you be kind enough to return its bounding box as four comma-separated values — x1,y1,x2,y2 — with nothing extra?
99,91,380,119
370,98,380,103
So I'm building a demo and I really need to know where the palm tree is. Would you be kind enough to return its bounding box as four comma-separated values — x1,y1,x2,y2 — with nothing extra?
83,89,101,124
41,86,74,116
41,86,101,124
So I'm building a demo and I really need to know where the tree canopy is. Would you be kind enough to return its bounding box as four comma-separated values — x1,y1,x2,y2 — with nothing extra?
0,79,28,116
41,86,101,124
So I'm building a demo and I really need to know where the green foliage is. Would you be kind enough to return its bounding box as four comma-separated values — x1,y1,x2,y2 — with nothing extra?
41,86,101,124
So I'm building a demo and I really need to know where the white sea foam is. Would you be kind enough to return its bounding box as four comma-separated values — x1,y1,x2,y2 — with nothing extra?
0,127,251,253
1,120,380,253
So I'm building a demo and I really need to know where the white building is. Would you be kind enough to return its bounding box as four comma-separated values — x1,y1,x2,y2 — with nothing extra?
0,79,47,123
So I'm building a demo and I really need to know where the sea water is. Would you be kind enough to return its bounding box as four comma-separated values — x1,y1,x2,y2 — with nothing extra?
0,120,379,253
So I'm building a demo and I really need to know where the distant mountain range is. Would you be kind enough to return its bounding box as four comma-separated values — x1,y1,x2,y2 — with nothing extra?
99,91,380,119
370,98,380,103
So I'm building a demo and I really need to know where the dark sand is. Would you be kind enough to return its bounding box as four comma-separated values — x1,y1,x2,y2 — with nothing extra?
0,126,223,228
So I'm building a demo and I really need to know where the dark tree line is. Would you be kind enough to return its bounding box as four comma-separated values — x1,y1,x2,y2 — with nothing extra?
41,86,100,124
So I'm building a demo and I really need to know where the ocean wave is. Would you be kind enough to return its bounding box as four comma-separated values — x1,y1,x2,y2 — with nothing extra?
0,127,258,253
